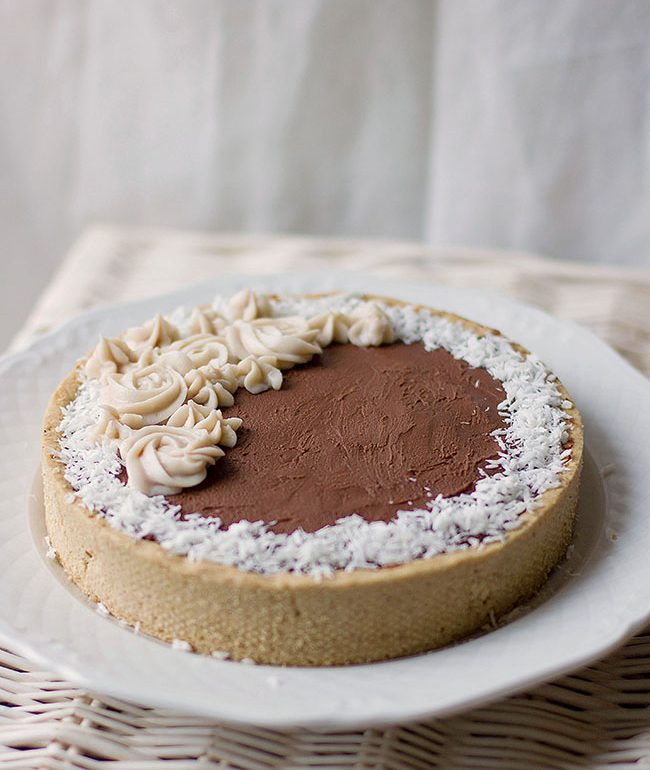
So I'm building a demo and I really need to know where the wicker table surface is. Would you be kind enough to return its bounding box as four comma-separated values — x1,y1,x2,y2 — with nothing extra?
3,226,650,769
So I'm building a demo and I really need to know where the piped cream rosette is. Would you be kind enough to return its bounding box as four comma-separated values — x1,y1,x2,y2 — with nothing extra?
83,290,395,495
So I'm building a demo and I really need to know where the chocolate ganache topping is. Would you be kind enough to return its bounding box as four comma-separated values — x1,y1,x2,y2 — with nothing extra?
168,342,506,534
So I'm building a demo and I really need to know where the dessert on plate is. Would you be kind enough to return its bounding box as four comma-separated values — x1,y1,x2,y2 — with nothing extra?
42,290,583,666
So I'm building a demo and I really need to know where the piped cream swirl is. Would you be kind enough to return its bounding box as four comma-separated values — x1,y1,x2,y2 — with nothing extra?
168,334,229,369
84,336,138,380
307,312,350,346
224,321,321,368
188,305,227,336
347,302,395,346
123,314,179,352
119,425,225,495
166,401,242,447
226,355,283,394
101,362,188,427
220,288,272,322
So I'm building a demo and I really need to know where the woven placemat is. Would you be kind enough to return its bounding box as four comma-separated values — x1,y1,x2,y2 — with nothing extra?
3,226,650,769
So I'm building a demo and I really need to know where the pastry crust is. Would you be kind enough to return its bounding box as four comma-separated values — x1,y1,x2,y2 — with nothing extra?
41,296,583,666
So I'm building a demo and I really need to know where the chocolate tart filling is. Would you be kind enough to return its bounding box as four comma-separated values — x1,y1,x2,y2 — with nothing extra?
168,342,506,534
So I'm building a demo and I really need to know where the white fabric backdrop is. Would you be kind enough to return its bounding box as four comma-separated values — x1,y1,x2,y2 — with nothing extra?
1,0,649,349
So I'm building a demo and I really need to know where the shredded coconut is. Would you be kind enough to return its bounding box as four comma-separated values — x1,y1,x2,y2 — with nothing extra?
171,639,192,652
44,536,57,560
95,602,110,616
55,293,573,577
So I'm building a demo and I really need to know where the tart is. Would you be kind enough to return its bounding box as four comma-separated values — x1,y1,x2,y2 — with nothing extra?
41,291,583,666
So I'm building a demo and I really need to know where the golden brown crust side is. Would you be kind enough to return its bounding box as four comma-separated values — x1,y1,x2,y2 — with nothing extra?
41,296,583,666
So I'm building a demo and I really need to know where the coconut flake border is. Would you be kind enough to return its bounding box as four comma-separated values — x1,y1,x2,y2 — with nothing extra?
56,294,574,577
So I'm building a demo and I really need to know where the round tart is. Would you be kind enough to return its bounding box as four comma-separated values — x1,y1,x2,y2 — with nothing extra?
42,291,583,666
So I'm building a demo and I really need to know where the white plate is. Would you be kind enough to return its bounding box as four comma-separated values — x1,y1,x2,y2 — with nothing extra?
1,271,649,730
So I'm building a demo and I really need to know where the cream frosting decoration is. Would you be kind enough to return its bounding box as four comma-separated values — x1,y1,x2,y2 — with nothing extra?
119,425,226,495
82,291,404,496
227,355,283,394
198,365,239,407
167,334,230,369
224,321,322,368
307,311,350,346
123,314,179,353
187,305,227,336
184,367,233,410
87,405,124,443
101,362,188,428
84,336,139,381
166,402,241,447
115,402,242,495
218,288,273,323
347,302,396,346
